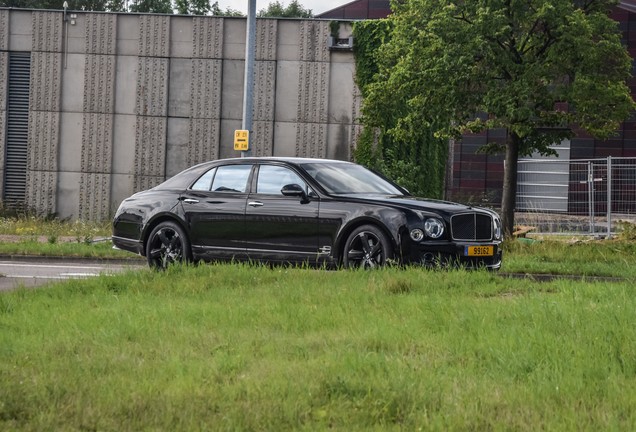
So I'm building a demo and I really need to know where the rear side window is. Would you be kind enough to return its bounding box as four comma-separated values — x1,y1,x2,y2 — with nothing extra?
191,168,216,191
211,165,252,193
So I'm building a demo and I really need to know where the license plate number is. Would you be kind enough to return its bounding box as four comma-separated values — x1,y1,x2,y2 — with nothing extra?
465,246,494,256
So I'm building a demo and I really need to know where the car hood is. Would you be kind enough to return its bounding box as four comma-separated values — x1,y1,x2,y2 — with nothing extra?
336,194,488,216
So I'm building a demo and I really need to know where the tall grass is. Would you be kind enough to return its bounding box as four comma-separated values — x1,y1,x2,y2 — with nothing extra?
503,238,636,277
1,264,635,430
0,217,111,240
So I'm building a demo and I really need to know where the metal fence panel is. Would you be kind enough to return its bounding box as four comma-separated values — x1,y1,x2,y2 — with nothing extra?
516,157,636,236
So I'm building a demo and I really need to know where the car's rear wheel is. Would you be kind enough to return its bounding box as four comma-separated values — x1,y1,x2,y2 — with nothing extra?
343,224,394,269
146,221,191,269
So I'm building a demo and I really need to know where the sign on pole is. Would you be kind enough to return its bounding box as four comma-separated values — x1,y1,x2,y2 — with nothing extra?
234,129,249,152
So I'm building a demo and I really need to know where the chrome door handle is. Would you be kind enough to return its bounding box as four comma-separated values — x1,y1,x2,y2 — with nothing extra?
248,201,264,207
183,198,199,204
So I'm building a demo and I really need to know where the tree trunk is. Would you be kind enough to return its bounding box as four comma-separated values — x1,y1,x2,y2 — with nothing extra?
501,131,521,237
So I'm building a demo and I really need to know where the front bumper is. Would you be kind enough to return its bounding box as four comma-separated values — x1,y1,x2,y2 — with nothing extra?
111,235,145,256
403,240,503,270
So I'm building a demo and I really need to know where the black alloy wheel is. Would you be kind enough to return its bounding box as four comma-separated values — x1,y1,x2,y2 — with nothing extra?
343,224,394,269
146,221,191,269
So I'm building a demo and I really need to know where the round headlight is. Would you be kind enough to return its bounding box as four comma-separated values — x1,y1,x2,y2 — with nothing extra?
493,217,502,240
424,218,444,239
410,228,425,242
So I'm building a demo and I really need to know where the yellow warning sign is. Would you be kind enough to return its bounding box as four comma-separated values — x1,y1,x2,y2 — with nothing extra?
234,130,249,151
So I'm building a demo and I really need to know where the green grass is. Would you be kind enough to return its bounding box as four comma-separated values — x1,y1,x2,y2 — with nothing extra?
503,238,636,278
0,239,136,259
1,264,636,430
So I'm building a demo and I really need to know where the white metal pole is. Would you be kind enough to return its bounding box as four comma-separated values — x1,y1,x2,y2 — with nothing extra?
241,0,257,158
607,156,612,238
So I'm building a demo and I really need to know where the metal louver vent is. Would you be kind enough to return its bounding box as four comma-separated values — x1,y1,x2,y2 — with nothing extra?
4,52,31,205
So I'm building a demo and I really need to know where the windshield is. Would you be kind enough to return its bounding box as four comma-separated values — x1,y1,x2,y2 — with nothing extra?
301,163,404,195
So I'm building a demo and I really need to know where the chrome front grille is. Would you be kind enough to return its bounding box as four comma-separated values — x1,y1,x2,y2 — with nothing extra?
451,213,493,241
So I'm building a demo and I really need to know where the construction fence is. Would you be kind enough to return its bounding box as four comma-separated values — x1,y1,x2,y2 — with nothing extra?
516,157,636,236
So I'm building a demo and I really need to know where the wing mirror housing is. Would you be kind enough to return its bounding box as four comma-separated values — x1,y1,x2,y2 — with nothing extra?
281,184,310,203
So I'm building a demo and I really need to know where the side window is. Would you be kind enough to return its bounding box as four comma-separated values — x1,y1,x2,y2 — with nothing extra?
257,165,307,195
211,165,252,193
191,168,216,191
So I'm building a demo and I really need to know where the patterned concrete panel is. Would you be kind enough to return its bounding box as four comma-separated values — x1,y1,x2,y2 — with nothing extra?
251,120,274,157
80,9,117,203
193,16,224,59
187,118,220,166
349,86,364,159
26,110,60,216
136,57,169,117
134,176,166,192
0,51,7,110
0,10,8,51
190,59,222,119
295,123,327,158
0,113,4,195
84,13,117,55
81,113,113,173
79,173,111,221
83,54,116,113
253,61,276,122
25,170,58,216
299,21,330,63
32,11,63,53
134,116,167,192
256,19,277,61
139,15,170,58
30,52,62,112
27,111,59,172
296,61,329,124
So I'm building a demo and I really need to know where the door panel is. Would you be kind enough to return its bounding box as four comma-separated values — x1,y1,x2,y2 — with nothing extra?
182,164,252,260
244,164,320,263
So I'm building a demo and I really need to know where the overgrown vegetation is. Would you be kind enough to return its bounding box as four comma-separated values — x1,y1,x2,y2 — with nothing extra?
354,1,634,238
0,216,132,258
352,20,448,198
0,216,110,240
1,264,636,430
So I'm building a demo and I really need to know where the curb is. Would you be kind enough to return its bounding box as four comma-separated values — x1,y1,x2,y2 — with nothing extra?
0,255,145,265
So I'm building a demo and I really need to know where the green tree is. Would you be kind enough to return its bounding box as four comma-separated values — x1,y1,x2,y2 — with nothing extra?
362,0,634,236
353,19,448,199
210,0,243,16
129,0,172,13
175,0,211,15
257,0,312,18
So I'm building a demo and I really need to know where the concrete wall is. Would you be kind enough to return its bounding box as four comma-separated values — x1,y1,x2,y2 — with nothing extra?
0,9,361,220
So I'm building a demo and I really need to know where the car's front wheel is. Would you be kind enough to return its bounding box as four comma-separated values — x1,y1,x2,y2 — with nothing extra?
343,224,394,269
145,221,191,269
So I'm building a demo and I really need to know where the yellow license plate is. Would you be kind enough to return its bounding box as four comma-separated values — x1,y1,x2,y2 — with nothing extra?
465,246,494,256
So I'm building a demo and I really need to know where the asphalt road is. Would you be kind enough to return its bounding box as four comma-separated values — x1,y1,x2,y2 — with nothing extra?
0,259,145,291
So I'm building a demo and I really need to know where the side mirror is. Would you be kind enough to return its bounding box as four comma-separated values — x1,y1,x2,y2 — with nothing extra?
281,183,309,203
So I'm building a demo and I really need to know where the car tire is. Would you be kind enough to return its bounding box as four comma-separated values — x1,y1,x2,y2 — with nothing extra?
145,221,192,269
343,224,394,269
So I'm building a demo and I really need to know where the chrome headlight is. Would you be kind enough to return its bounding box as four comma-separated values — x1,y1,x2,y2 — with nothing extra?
424,218,444,239
493,217,502,240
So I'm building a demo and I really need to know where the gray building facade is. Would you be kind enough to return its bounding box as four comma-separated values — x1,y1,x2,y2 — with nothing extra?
0,9,360,220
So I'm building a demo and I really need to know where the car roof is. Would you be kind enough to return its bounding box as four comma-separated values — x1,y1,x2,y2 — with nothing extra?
214,157,353,165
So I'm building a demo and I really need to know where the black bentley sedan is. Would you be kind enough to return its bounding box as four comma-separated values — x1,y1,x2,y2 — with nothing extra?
112,157,502,269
